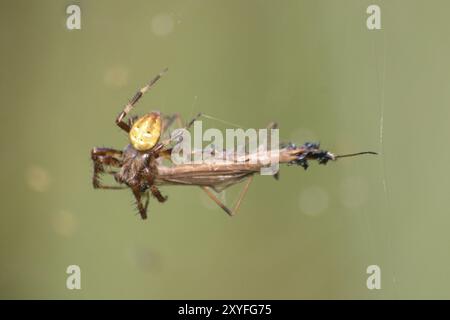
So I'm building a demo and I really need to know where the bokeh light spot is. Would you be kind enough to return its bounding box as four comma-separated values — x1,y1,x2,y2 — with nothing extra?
26,165,50,192
151,13,175,37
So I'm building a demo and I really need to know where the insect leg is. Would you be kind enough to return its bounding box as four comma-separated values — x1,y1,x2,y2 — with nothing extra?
232,175,253,215
201,175,253,216
115,68,168,132
201,187,232,216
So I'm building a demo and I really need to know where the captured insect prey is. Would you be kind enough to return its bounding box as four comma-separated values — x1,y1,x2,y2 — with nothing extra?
90,69,377,220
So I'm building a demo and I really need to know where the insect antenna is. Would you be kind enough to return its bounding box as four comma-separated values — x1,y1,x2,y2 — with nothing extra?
335,151,378,159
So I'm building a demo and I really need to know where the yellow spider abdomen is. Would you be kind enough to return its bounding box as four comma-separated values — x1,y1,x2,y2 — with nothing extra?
129,112,162,151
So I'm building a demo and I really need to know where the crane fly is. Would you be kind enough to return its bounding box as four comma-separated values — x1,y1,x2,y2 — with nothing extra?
91,69,377,219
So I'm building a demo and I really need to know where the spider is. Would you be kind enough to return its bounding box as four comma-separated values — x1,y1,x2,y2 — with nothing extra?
91,68,198,219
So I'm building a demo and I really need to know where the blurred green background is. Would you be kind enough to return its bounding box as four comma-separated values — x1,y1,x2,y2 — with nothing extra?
1,0,450,299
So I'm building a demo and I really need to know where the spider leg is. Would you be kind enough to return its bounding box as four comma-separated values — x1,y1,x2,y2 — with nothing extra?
91,148,125,189
161,113,183,136
143,191,150,212
163,112,201,132
185,112,203,129
154,112,203,153
201,175,254,216
92,160,126,189
115,68,168,133
131,186,148,219
91,147,123,158
150,185,168,203
266,121,278,130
